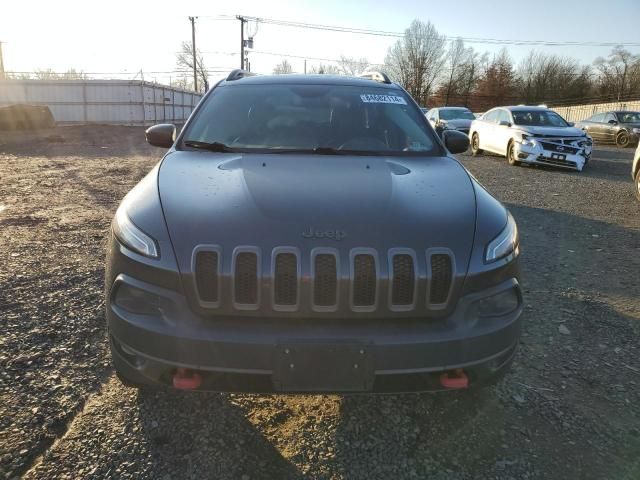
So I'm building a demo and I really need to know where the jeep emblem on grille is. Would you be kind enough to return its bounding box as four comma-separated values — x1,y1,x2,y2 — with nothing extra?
557,146,565,151
302,227,346,241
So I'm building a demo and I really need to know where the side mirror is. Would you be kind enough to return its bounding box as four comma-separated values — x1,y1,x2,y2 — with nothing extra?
567,121,575,127
608,119,618,125
145,123,176,148
498,120,512,127
443,129,470,154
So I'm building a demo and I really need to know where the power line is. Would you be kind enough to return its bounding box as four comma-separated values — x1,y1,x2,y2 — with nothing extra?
240,15,640,48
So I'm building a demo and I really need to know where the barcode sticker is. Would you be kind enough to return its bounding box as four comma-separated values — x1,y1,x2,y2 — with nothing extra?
360,94,407,105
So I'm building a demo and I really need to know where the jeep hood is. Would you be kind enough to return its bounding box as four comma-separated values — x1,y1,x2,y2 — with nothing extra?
158,151,477,275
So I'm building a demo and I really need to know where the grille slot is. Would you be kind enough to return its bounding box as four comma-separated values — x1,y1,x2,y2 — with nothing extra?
234,251,258,306
314,253,338,307
391,254,415,306
274,253,298,306
195,250,219,303
430,253,453,305
353,254,377,307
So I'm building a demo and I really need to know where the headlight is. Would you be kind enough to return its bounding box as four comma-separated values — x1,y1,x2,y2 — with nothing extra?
518,134,536,147
485,212,519,263
112,204,159,258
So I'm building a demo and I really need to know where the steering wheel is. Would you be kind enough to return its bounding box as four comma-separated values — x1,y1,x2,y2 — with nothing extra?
338,137,389,151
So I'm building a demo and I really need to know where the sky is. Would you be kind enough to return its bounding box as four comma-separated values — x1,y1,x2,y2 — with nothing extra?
1,0,639,86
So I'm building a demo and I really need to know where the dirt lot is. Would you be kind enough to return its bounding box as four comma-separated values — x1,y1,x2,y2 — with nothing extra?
1,126,639,479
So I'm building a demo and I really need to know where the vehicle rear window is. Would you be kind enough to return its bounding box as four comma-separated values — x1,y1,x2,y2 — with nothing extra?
182,83,440,155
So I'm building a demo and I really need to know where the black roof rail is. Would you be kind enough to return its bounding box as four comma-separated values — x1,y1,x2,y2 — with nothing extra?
358,71,392,84
226,69,256,81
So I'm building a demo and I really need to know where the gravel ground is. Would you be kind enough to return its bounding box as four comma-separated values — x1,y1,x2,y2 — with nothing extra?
1,126,639,479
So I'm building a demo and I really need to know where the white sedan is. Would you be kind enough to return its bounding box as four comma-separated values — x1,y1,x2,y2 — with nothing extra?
469,106,593,172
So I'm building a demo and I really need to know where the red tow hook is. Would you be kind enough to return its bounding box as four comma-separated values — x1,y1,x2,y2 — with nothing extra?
439,368,469,389
173,368,203,390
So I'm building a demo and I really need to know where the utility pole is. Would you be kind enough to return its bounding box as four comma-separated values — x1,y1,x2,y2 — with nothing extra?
0,42,5,80
237,16,247,69
188,16,198,92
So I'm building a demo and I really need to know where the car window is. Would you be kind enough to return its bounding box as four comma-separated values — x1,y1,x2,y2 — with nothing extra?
590,113,605,122
512,110,569,127
604,113,616,123
439,109,475,121
183,84,440,155
497,110,511,124
616,112,640,123
483,110,499,123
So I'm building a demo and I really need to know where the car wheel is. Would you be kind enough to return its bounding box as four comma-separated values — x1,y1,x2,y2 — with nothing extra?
616,131,630,148
471,133,483,156
507,141,521,166
635,169,640,201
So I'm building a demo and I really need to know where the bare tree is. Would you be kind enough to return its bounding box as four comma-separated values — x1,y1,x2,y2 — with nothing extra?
594,46,640,101
273,59,293,75
442,38,470,105
309,63,340,74
337,55,370,76
31,68,87,80
176,41,209,93
384,19,446,105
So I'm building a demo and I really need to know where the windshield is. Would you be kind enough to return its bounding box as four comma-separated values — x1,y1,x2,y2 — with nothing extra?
512,110,569,127
182,84,439,155
439,109,475,121
616,111,640,123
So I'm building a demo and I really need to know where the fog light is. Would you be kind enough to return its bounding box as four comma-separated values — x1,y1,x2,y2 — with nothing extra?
470,288,519,318
114,283,164,315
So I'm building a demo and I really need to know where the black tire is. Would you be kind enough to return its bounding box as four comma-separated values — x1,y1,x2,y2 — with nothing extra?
507,141,521,166
471,133,483,156
635,169,640,202
616,131,630,148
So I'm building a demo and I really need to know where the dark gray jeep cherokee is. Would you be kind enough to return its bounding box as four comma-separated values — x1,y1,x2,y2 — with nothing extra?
106,70,522,393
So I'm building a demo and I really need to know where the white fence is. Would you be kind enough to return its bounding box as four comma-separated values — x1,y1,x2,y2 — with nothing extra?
551,100,640,123
0,79,203,126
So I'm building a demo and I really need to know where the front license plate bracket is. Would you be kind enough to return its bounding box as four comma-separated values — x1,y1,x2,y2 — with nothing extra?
273,342,374,392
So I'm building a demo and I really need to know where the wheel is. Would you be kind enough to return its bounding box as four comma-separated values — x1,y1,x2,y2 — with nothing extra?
507,141,521,166
635,169,640,202
471,133,483,156
616,131,630,148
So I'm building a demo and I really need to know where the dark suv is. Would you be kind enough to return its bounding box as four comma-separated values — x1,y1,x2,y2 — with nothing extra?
106,70,522,393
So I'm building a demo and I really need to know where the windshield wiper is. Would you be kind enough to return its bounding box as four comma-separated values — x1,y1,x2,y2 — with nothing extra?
183,140,236,152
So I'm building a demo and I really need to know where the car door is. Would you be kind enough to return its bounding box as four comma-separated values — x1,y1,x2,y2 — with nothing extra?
494,109,514,155
603,112,618,142
477,109,499,153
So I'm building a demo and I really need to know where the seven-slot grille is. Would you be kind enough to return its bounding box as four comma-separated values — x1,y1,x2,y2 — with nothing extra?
194,248,454,312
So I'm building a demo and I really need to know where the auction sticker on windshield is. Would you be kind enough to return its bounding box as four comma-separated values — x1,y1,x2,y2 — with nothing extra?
360,94,407,105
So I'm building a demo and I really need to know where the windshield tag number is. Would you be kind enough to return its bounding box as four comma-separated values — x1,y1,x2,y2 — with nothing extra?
360,94,407,105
